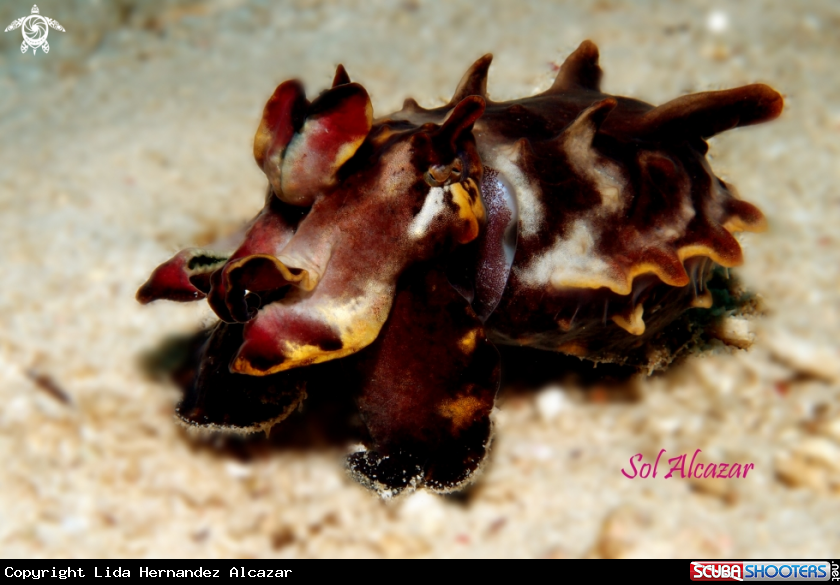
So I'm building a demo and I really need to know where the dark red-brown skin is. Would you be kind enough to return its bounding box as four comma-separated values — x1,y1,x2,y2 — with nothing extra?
136,41,782,496
348,267,499,492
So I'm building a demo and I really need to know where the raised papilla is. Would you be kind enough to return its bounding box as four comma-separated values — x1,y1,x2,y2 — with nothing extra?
137,41,783,496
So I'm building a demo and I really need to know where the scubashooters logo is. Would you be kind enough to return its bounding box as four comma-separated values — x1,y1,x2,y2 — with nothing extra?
691,561,833,581
4,5,65,54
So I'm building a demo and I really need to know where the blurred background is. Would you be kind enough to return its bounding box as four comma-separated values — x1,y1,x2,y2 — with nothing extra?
1,0,839,558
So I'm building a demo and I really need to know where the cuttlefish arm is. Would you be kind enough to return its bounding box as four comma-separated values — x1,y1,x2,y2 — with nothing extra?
347,265,500,497
136,192,304,307
173,321,306,435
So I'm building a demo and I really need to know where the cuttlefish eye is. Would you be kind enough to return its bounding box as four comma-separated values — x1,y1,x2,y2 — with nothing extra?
424,158,463,187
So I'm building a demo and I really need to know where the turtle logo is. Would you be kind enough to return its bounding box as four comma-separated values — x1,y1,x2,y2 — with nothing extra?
5,5,65,55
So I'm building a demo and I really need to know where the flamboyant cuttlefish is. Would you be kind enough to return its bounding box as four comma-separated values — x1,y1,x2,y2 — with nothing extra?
137,41,783,497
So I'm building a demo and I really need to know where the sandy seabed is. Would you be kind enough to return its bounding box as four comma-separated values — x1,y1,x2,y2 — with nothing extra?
1,0,839,558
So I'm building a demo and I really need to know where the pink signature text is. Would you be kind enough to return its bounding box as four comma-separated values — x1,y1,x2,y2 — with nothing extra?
622,449,755,479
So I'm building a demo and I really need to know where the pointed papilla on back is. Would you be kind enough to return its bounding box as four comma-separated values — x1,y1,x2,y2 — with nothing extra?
432,95,486,151
332,64,351,87
548,39,603,93
449,54,493,105
401,97,424,112
617,84,783,141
